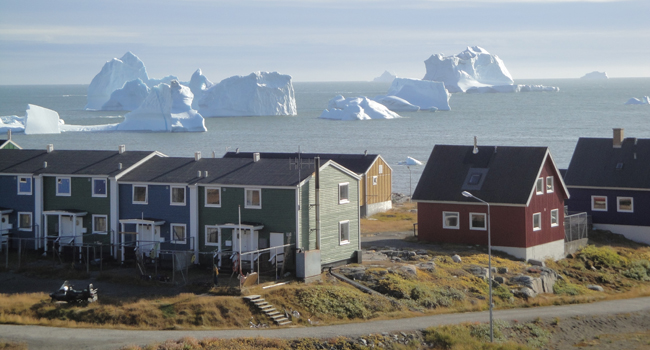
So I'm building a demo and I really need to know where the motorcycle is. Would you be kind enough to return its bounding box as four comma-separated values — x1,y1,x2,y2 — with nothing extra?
49,281,98,304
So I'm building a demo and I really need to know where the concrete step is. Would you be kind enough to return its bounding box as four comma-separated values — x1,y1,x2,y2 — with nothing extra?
259,305,274,310
277,320,292,326
265,310,280,316
253,299,266,304
269,314,286,320
254,301,269,307
243,295,261,301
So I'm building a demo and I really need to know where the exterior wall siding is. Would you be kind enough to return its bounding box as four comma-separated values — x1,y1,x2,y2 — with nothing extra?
525,159,566,247
0,175,36,246
566,188,650,227
365,157,392,206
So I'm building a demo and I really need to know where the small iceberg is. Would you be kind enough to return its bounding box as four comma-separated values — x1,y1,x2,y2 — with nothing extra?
319,95,402,121
398,157,423,166
625,96,650,105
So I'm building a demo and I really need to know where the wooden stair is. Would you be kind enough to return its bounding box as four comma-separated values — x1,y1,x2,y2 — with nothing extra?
243,295,292,326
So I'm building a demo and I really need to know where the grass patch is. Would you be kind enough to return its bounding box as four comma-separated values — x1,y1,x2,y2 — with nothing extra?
361,202,417,234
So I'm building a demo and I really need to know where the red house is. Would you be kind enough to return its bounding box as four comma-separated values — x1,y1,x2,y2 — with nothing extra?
412,144,570,261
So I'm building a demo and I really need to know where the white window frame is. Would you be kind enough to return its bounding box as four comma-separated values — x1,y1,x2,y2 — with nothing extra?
469,212,487,231
205,225,219,246
170,186,186,206
92,178,107,198
533,212,542,231
171,224,187,244
591,195,607,212
550,209,559,227
92,214,108,234
372,176,378,186
132,185,148,204
245,188,262,209
17,176,32,195
18,212,32,231
338,182,350,204
535,178,543,195
546,176,554,193
442,211,459,229
339,220,350,245
378,164,383,174
56,177,71,196
204,187,222,208
617,197,634,213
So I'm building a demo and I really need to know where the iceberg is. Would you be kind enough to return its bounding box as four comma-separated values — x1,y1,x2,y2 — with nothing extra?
385,78,450,111
372,95,421,112
373,71,397,83
101,79,150,111
85,52,150,110
466,84,560,93
397,157,423,166
197,71,297,117
117,80,206,132
319,95,402,121
0,115,27,134
188,69,214,110
625,96,650,105
581,71,608,79
24,104,61,134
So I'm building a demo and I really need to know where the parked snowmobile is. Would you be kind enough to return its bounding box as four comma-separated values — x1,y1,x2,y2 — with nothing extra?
49,281,98,303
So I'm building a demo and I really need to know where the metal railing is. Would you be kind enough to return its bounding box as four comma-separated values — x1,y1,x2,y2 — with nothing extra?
564,212,588,242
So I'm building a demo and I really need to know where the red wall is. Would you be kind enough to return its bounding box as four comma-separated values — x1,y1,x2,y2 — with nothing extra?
524,158,566,246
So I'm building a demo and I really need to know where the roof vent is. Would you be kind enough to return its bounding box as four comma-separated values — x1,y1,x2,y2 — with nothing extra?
195,151,201,161
197,170,202,178
616,162,624,170
43,161,47,169
253,152,260,162
7,130,11,140
119,145,126,154
46,144,54,153
613,128,624,148
236,148,240,154
364,150,368,156
118,163,123,170
473,136,479,154
205,170,209,177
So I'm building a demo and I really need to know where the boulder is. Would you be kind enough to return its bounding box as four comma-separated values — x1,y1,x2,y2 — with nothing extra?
452,254,462,263
588,284,604,292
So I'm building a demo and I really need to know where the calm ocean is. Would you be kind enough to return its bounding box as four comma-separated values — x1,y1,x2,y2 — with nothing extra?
1,78,649,195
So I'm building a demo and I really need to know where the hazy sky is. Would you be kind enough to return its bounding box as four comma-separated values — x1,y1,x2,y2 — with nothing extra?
1,0,648,85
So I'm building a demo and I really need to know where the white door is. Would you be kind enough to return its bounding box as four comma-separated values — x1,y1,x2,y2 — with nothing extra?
60,216,73,243
0,215,11,252
270,232,284,264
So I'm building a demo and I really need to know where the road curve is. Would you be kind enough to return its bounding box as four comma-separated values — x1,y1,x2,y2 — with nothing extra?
1,296,649,350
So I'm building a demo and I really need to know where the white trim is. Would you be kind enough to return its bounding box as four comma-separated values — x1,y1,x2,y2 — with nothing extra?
378,164,383,174
205,225,220,247
321,160,361,180
132,185,148,204
56,177,71,196
616,196,634,213
245,188,262,209
92,214,108,234
92,178,108,198
525,150,570,207
114,151,167,180
591,195,608,211
204,186,222,207
567,185,650,192
469,212,487,231
17,176,32,195
170,186,186,206
17,212,32,231
442,211,459,229
535,178,544,195
546,176,554,193
533,212,542,231
372,176,378,186
412,199,527,207
338,182,350,204
550,209,559,227
339,220,350,245
170,223,187,244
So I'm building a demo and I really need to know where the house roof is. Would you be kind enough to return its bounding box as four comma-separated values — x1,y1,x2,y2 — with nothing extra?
564,137,650,189
412,145,561,205
0,149,156,176
223,152,382,175
118,156,316,187
0,139,22,149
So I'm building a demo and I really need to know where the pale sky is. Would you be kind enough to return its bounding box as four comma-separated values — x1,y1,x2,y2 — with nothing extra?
1,0,648,85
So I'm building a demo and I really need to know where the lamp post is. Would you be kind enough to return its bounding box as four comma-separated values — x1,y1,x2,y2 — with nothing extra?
461,190,493,342
407,166,412,200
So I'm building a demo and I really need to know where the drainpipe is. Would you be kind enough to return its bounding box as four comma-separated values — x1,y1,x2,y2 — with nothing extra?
315,157,320,250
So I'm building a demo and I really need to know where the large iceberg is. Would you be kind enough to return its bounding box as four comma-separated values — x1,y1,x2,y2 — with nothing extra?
581,71,608,79
373,71,397,83
101,79,150,111
372,95,420,112
383,78,450,111
0,116,27,134
24,104,61,134
625,96,650,105
85,52,150,110
319,95,402,121
198,71,297,117
188,69,214,110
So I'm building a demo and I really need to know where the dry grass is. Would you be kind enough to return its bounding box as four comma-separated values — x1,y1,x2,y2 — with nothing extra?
361,202,417,234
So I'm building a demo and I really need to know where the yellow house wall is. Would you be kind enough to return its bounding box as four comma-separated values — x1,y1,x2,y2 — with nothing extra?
364,157,392,205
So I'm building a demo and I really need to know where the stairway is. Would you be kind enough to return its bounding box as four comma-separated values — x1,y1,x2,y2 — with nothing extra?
243,295,292,326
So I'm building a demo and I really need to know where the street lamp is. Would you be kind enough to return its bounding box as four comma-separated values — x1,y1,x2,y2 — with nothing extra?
461,190,493,342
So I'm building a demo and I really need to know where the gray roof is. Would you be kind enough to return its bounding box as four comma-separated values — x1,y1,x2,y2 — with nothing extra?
412,145,551,205
0,149,155,176
564,137,650,189
119,156,314,187
223,151,380,175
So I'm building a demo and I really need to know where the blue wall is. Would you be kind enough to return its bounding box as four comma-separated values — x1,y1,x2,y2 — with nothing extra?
566,188,650,227
0,175,36,244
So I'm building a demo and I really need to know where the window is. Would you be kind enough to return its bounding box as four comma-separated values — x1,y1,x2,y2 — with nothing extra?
546,176,554,193
245,188,261,209
443,212,459,229
56,177,71,196
205,226,219,246
92,178,107,197
92,215,108,234
533,213,541,231
18,176,32,195
18,212,32,231
133,185,148,204
372,176,378,186
205,187,221,207
171,224,186,244
469,213,487,230
170,186,186,205
617,197,633,212
339,220,350,244
550,209,559,227
591,196,607,211
378,164,383,174
339,183,349,204
468,173,482,185
535,178,543,195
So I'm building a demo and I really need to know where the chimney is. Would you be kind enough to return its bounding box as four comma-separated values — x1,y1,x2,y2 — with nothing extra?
473,136,479,154
7,130,11,140
195,151,201,161
253,152,260,162
119,145,126,154
46,144,54,153
613,128,624,148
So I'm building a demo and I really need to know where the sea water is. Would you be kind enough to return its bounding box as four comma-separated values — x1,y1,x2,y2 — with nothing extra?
1,78,649,194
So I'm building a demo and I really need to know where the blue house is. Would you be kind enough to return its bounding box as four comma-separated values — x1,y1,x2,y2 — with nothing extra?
565,128,650,244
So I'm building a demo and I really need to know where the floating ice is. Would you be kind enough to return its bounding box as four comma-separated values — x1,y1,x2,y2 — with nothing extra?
101,79,150,111
188,69,214,110
466,84,560,93
0,116,26,134
319,95,402,121
373,71,397,83
398,157,423,166
24,104,61,134
625,96,650,105
85,52,150,110
373,95,421,112
386,78,450,111
581,71,608,79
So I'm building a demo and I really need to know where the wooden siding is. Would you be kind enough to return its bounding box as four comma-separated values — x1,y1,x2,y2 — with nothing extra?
524,158,566,247
0,175,36,242
566,188,650,227
364,157,392,206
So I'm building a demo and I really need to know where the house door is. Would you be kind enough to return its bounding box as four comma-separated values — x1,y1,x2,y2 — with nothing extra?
0,215,11,251
270,232,284,264
138,224,161,257
232,229,258,269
